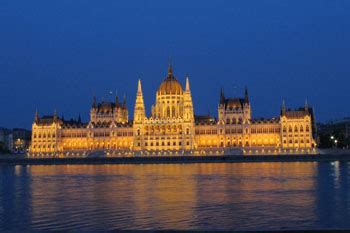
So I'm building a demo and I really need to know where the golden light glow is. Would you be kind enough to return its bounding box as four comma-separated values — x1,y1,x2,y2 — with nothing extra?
30,66,316,156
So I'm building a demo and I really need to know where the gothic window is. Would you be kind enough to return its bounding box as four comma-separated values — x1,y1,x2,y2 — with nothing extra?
283,127,287,133
300,126,304,132
306,126,310,132
137,129,140,136
186,128,190,135
172,106,175,117
294,126,298,132
289,126,293,133
226,118,230,124
166,107,170,118
232,118,236,124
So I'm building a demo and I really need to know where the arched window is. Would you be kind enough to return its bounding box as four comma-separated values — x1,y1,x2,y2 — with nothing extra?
186,128,190,135
289,126,293,133
137,129,140,136
226,118,231,124
294,126,298,132
306,125,310,132
300,126,304,132
166,107,170,118
232,118,236,124
172,106,176,117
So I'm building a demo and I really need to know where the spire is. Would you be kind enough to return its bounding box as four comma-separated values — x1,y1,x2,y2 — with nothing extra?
244,86,249,103
281,99,286,114
115,91,119,106
61,114,65,122
34,110,39,123
305,99,309,112
78,114,81,123
166,63,175,80
92,96,97,108
185,75,190,92
136,79,143,95
134,79,146,123
220,88,225,104
168,63,173,75
53,109,57,122
123,94,127,108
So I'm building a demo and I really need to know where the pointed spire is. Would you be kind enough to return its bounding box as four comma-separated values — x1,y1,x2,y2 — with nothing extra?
305,99,309,112
123,94,127,108
78,114,81,123
168,63,173,75
166,63,175,80
137,79,143,95
92,96,97,108
185,75,190,92
53,109,57,122
115,95,119,107
220,88,225,104
244,86,249,103
34,110,39,123
281,99,286,114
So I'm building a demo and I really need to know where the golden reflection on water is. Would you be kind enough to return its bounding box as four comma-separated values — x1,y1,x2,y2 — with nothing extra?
20,163,319,230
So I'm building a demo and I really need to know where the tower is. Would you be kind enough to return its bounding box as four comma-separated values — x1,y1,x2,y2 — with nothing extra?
243,87,251,123
133,79,146,150
183,76,194,122
218,88,226,122
183,75,195,149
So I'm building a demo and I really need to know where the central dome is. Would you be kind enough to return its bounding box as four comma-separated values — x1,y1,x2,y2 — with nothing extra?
158,65,183,95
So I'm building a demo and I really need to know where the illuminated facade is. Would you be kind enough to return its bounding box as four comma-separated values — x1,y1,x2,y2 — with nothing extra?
30,65,317,155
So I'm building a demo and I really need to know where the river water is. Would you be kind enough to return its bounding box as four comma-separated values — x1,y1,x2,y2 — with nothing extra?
0,162,349,231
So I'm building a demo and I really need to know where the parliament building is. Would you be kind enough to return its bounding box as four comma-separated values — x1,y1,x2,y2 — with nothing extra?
30,65,317,156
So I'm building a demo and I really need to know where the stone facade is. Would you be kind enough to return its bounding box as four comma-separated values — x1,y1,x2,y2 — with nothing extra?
30,65,317,155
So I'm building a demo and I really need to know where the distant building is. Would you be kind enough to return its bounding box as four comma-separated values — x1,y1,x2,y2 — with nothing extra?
12,128,31,153
0,128,31,153
30,65,317,155
0,128,12,153
317,118,350,148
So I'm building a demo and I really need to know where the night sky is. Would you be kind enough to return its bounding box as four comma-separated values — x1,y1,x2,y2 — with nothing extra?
1,0,350,129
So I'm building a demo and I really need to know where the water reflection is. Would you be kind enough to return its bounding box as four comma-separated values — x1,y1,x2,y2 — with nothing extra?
1,162,350,230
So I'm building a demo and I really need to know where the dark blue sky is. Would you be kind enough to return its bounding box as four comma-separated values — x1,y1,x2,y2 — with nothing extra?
1,0,350,128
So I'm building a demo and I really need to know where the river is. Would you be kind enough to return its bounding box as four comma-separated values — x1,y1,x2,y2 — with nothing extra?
0,162,349,231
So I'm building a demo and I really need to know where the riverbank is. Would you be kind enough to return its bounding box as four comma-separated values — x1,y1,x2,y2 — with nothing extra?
1,153,350,165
